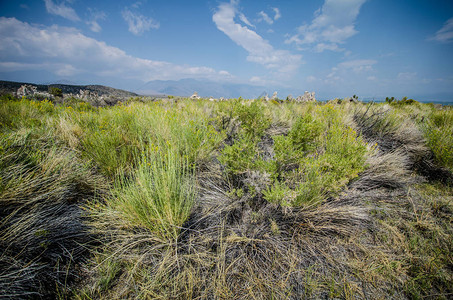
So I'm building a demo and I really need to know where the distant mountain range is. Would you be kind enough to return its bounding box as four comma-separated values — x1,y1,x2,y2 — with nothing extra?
136,78,268,98
0,80,138,98
135,78,308,99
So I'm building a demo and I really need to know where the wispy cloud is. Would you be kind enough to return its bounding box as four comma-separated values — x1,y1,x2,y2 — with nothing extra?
285,0,366,52
429,17,453,43
0,17,230,82
306,75,317,83
258,7,281,25
212,1,301,74
272,8,281,21
122,7,159,36
43,0,80,22
239,13,254,27
258,11,273,25
338,59,376,72
397,72,417,80
326,59,376,82
86,9,106,33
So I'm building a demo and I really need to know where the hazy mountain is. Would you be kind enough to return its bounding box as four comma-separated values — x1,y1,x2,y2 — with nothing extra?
42,79,79,85
137,78,277,99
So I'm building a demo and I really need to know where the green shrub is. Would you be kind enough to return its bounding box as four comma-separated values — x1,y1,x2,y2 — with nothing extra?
0,98,57,131
233,99,271,138
386,96,418,106
288,114,324,153
0,94,17,102
264,106,368,207
218,135,258,176
272,134,297,171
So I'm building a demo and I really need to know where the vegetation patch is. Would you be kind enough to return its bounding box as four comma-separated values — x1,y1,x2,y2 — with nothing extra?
0,94,452,299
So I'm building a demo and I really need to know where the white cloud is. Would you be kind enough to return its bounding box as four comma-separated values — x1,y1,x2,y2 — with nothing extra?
325,59,376,83
258,11,273,25
272,8,281,21
338,59,376,73
86,20,101,32
239,13,254,27
43,0,80,22
397,72,417,80
314,43,342,52
131,2,142,9
0,17,230,82
258,7,281,25
86,10,106,33
430,17,453,43
212,2,301,74
219,70,234,78
249,76,268,85
122,8,159,35
306,75,317,82
285,0,366,52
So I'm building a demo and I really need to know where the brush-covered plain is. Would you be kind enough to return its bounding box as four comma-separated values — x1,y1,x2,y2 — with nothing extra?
0,95,452,299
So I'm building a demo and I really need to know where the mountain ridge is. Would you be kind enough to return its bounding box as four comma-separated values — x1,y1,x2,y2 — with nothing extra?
136,78,284,99
0,80,138,98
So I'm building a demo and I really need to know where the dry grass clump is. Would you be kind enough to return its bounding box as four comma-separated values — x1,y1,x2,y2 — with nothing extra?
353,104,428,159
353,102,453,186
0,130,106,298
347,101,453,298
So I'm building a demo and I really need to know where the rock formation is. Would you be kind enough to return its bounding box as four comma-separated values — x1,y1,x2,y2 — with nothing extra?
190,92,201,100
16,85,37,98
295,91,316,103
271,91,278,101
15,85,53,100
78,89,98,100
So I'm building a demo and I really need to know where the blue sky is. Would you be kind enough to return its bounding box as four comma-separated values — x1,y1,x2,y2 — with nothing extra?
0,0,452,100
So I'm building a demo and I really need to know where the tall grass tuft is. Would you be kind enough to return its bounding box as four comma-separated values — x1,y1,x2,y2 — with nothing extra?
111,148,196,240
423,108,453,171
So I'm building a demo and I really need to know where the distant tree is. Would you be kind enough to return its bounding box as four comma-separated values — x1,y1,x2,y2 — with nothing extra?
385,96,396,104
49,87,63,97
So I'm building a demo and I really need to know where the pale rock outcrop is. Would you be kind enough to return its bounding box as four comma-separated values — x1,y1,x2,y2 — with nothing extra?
16,85,37,98
78,89,98,100
190,92,201,100
271,91,278,101
344,95,359,103
15,85,53,100
295,91,316,103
